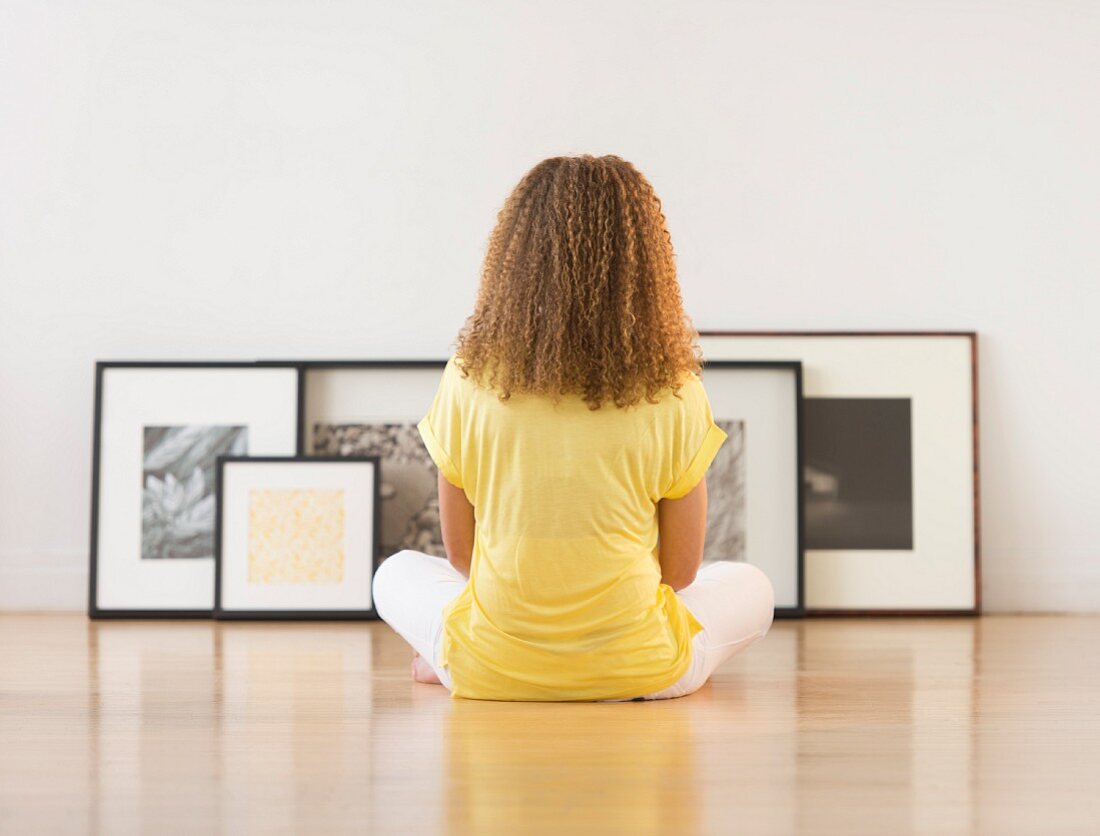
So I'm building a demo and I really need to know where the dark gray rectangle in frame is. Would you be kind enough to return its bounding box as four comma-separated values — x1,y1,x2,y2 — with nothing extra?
803,398,913,551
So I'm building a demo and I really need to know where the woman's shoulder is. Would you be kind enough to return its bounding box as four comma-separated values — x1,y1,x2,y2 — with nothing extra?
443,353,490,404
659,367,705,402
445,353,479,389
642,368,712,425
444,353,469,382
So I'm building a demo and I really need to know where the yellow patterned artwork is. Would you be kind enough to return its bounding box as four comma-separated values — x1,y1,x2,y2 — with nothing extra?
247,489,346,584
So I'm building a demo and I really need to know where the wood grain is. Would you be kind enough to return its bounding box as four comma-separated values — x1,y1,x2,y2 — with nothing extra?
1,614,1096,834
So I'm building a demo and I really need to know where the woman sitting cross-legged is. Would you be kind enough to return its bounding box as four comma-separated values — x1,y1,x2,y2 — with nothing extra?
372,154,775,703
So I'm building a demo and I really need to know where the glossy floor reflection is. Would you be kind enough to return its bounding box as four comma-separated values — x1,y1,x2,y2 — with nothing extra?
0,614,1097,834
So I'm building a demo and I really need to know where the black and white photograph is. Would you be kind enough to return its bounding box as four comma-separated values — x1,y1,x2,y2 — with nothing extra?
802,399,913,551
702,419,746,564
141,425,248,561
313,423,445,561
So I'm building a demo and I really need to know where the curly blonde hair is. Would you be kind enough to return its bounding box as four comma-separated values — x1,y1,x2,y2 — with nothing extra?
452,154,703,410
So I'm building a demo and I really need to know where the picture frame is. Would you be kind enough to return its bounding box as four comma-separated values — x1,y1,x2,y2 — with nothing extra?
698,332,980,615
88,362,300,618
213,456,381,620
699,361,805,617
278,357,804,618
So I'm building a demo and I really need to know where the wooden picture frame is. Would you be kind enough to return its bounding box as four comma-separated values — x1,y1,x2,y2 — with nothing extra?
698,331,980,615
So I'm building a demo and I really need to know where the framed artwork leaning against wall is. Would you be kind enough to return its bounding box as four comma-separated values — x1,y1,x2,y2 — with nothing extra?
88,362,300,617
698,332,980,615
274,357,805,617
696,361,805,617
214,456,381,619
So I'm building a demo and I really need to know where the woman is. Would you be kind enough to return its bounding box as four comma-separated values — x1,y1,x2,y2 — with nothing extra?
372,154,775,702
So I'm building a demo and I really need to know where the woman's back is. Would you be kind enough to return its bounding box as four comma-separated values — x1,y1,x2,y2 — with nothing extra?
371,153,772,703
418,353,727,701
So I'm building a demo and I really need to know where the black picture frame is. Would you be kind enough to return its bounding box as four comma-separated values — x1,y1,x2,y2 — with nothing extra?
213,455,383,621
88,361,301,619
282,356,804,620
700,360,805,619
254,359,449,456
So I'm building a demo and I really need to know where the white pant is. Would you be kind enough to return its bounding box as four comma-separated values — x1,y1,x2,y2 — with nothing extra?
372,550,775,701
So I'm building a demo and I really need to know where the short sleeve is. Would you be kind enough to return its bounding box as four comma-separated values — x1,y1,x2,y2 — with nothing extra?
417,356,465,490
660,374,728,500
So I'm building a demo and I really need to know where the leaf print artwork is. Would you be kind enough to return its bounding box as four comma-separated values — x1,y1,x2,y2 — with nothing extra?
141,425,248,560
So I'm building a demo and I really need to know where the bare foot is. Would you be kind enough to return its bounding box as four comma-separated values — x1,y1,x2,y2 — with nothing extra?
411,651,442,684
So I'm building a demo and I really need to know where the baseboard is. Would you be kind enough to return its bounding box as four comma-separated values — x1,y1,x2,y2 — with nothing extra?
0,550,87,611
981,569,1100,614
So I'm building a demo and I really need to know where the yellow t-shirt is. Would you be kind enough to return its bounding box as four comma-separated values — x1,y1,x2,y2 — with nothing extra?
416,354,727,702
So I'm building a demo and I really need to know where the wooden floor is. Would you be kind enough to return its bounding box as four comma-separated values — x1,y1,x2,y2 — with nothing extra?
1,615,1097,835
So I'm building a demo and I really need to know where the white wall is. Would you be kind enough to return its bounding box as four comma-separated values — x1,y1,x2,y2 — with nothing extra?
1,0,1097,612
